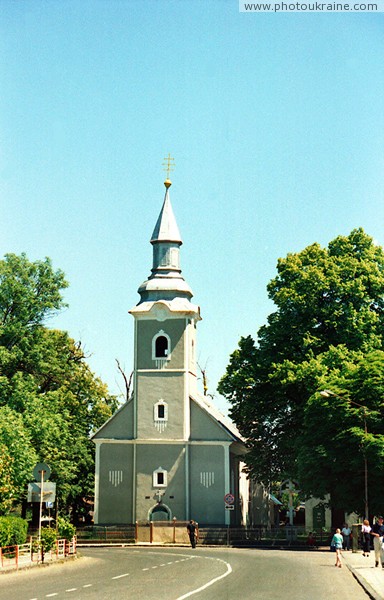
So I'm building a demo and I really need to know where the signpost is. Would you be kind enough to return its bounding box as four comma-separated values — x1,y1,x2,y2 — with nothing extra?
224,493,235,543
32,463,51,542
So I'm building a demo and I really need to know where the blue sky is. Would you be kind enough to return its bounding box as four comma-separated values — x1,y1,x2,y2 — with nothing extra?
1,1,383,414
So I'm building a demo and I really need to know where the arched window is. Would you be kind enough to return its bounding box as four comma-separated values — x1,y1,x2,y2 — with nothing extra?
152,330,171,365
155,335,168,357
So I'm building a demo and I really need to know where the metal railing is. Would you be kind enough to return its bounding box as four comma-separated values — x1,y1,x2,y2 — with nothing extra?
77,523,333,547
0,537,77,570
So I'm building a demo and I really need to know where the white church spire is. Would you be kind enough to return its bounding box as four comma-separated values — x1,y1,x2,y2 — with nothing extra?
150,181,182,245
136,175,195,305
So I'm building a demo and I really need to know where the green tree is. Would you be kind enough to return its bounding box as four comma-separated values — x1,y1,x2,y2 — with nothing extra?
0,407,37,514
219,229,384,512
298,350,384,515
0,443,15,514
0,253,67,355
0,253,118,517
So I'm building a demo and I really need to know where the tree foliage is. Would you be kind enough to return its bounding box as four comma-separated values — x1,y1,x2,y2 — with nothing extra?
0,253,118,517
0,515,29,547
219,229,384,514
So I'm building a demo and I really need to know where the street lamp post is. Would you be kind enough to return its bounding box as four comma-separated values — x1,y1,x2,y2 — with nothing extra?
320,389,369,520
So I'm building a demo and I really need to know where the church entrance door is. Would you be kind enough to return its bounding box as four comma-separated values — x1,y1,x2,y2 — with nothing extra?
150,504,171,521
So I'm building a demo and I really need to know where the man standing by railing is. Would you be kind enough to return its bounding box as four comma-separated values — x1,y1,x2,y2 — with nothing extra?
187,520,198,548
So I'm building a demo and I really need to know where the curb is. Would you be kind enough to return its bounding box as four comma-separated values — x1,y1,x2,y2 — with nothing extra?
344,562,382,600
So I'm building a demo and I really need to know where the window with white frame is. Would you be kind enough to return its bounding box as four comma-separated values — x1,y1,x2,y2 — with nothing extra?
152,330,171,366
154,400,168,432
153,467,167,488
154,400,168,421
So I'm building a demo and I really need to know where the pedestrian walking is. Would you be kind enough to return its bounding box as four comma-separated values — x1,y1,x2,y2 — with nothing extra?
341,523,351,550
331,528,343,568
361,519,371,557
371,516,384,567
187,519,198,548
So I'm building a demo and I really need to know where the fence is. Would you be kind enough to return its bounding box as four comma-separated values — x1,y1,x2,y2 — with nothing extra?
0,537,77,570
136,520,190,544
77,525,135,544
77,522,333,547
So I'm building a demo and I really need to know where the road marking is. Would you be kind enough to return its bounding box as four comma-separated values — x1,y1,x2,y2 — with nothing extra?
46,595,59,598
66,589,77,592
142,567,150,571
176,558,233,600
83,584,92,588
112,573,130,579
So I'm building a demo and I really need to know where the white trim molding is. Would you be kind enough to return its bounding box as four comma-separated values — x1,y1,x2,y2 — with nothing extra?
153,467,168,488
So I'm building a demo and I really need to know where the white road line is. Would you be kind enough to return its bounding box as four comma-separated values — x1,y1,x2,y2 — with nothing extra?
46,595,59,598
176,558,233,600
83,584,92,588
142,567,150,571
112,573,130,580
66,589,77,592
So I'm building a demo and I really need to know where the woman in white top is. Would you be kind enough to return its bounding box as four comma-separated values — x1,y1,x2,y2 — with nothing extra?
361,519,371,556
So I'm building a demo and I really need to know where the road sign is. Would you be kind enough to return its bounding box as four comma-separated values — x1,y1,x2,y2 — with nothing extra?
27,482,56,503
33,462,51,482
225,505,234,510
224,493,235,505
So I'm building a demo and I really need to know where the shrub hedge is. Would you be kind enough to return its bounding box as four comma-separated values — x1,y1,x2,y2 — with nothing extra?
57,517,76,541
0,516,28,547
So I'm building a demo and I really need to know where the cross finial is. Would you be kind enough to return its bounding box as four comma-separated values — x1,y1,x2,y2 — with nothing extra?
162,153,175,188
154,490,165,504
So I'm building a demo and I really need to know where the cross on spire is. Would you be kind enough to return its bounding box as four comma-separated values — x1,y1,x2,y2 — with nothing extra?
162,153,175,188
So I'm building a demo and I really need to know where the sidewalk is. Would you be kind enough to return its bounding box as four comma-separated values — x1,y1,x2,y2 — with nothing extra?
342,550,384,600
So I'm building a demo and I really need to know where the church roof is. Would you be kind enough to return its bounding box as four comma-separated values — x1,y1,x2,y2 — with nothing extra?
150,185,182,244
190,392,245,445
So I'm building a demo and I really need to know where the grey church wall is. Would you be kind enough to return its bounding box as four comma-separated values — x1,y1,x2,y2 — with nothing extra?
93,401,134,440
135,443,186,521
136,372,186,439
190,401,233,442
136,319,185,369
98,443,133,523
190,444,226,524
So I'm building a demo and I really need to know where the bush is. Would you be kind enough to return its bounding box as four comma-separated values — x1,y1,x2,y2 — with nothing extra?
0,516,28,547
40,527,57,551
57,517,76,541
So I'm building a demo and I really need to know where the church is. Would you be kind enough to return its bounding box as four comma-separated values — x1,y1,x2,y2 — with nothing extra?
92,172,250,526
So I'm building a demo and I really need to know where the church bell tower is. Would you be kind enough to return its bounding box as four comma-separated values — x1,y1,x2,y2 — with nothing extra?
129,173,201,444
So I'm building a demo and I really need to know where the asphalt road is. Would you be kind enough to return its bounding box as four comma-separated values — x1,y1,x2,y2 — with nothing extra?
0,547,370,600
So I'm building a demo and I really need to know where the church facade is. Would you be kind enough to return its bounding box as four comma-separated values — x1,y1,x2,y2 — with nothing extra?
92,177,248,526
